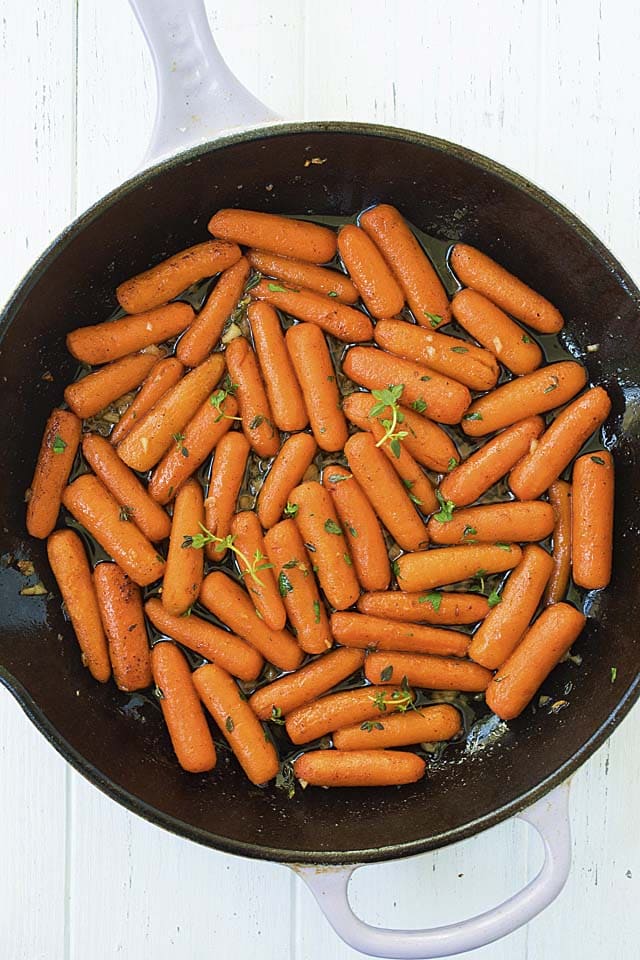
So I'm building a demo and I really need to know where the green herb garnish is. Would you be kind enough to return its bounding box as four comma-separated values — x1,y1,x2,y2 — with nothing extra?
433,489,455,523
52,434,67,454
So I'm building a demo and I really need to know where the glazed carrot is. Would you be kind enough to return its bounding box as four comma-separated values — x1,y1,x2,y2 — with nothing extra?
545,480,572,605
116,353,225,471
94,563,152,691
468,544,554,669
294,750,425,787
571,451,614,589
116,239,241,314
289,481,360,610
343,348,471,425
450,243,563,334
162,479,205,617
247,249,359,303
365,651,492,692
509,387,612,501
194,663,279,785
333,704,462,751
263,519,333,654
374,318,499,391
486,603,586,720
64,348,161,419
440,417,545,507
461,361,587,437
200,571,304,671
67,302,194,365
249,647,364,719
82,433,171,542
396,543,522,592
357,591,490,625
451,289,543,375
27,408,81,539
110,357,184,446
360,204,451,326
145,598,263,681
331,611,470,658
256,432,317,530
427,500,555,545
47,529,111,682
176,257,250,366
248,301,308,432
62,475,165,586
230,511,286,631
151,642,217,773
204,432,250,560
147,392,238,504
323,466,391,591
224,337,280,457
344,432,429,552
208,209,337,263
251,281,373,342
285,323,347,451
337,224,405,318
285,685,414,745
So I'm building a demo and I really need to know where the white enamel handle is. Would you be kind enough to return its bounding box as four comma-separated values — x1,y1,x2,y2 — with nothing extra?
293,782,571,959
129,0,280,165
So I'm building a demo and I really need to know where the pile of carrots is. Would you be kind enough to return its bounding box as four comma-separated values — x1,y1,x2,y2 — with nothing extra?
26,203,614,790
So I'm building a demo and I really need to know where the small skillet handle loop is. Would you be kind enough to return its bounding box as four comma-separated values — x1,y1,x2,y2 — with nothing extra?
293,782,571,959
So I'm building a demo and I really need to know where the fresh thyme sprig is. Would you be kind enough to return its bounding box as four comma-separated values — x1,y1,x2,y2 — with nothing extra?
369,384,408,458
182,522,273,587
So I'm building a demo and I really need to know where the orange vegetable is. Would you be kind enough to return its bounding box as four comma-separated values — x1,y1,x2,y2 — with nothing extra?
427,500,555,545
225,336,280,457
333,704,461,751
337,224,405,318
294,750,426,787
208,209,337,263
545,480,572,605
331,611,470,658
451,289,543,375
357,591,490,625
176,257,250,367
365,651,492,692
251,281,373,342
64,348,161,419
204,432,250,560
27,408,82,539
256,432,317,530
249,647,364,720
247,249,358,302
67,302,194,365
571,451,614,589
110,357,184,446
248,301,308,432
285,685,414,745
230,511,286,631
396,543,522,592
162,479,205,616
285,322,348,451
94,563,152,691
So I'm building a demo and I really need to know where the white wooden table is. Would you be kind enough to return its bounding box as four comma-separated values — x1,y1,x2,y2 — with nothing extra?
1,2,638,957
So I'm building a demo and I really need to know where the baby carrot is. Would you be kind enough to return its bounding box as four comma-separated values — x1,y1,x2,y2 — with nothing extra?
323,465,391,591
263,519,333,654
571,451,614,589
461,361,587,437
450,243,563,334
94,563,152,691
365,651,492,692
117,239,241,314
451,289,543,375
333,704,462,751
176,257,250,367
47,529,111,682
194,663,279,785
67,302,194,365
162,479,205,616
337,224,405,318
486,603,586,720
545,480,572,605
468,544,554,669
331,611,470,658
427,500,555,545
116,352,225,471
509,387,612,501
248,301,308,432
249,647,364,720
247,249,358,303
225,336,280,457
200,571,304,671
357,591,490,625
256,432,317,530
230,511,286,631
110,357,184,446
251,281,373,342
151,642,217,773
145,598,263,681
294,750,426,787
396,543,522,592
64,348,161,419
27,408,82,539
204,432,250,560
285,685,414,745
208,209,337,263
359,203,451,326
285,323,347,452
289,481,360,610
62,475,165,586
82,433,171,542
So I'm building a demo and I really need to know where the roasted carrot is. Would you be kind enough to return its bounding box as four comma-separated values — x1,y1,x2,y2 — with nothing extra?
365,651,492,692
333,704,462,751
94,563,152,691
486,603,586,720
571,451,614,589
249,647,364,720
331,611,470,658
117,239,241,314
256,432,317,530
162,479,205,616
247,249,358,303
294,750,426,787
451,289,543,375
285,685,414,745
427,500,555,545
230,511,286,630
251,281,373,342
47,529,111,682
357,591,490,625
285,322,348,451
208,209,337,263
176,257,250,366
248,301,308,432
450,244,563,334
337,224,405,318
67,302,194,365
64,348,161,419
396,543,522,592
545,480,572,605
62,475,165,587
110,357,184,446
27,408,82,539
204,432,250,560
224,336,280,457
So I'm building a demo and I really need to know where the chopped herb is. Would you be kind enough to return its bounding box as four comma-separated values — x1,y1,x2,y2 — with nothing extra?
433,489,455,523
611,666,617,683
420,375,432,382
543,375,559,394
411,398,427,413
389,436,403,458
591,455,606,465
451,345,468,354
267,283,288,293
328,472,350,484
522,334,531,344
447,457,458,472
463,526,477,538
327,374,335,382
424,311,443,328
305,542,316,553
392,559,401,578
343,553,352,566
52,434,67,454
387,675,418,714
380,664,394,682
180,447,189,458
470,568,488,593
313,600,321,624
371,690,389,712
348,525,358,537
270,706,286,725
245,271,262,292
172,432,186,445
167,485,174,499
250,414,265,429
361,720,384,732
324,518,343,535
369,384,409,457
275,760,296,799
119,505,134,522
487,587,502,608
278,571,293,597
328,291,338,298
496,542,511,551
225,715,234,733
419,592,442,611
283,559,299,570
284,502,299,518
463,412,483,421
181,606,193,617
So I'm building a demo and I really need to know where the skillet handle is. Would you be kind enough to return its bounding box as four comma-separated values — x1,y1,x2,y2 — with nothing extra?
129,0,280,165
293,782,571,959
